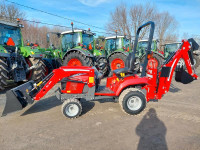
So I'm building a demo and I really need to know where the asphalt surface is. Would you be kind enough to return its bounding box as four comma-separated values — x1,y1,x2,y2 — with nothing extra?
0,69,200,150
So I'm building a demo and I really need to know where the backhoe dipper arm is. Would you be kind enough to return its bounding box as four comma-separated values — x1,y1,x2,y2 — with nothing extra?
156,40,198,99
33,66,95,100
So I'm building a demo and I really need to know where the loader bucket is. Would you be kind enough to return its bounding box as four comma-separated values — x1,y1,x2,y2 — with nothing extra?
2,81,35,116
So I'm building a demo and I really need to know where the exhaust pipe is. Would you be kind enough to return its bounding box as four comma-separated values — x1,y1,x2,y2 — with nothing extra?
2,81,35,116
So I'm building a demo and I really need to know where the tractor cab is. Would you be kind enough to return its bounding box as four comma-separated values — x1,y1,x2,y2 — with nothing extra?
105,36,130,53
164,42,181,59
61,29,95,53
136,39,159,58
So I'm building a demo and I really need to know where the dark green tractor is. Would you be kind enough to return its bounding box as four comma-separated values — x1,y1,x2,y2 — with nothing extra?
164,42,200,69
0,20,45,90
61,23,108,75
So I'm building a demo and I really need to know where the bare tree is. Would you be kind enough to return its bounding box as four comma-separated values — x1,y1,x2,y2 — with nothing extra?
106,3,157,40
0,0,24,22
155,12,178,48
129,3,157,40
106,3,130,38
106,2,178,48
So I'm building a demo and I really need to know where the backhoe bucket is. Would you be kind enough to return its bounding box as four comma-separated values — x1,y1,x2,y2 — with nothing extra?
2,81,35,116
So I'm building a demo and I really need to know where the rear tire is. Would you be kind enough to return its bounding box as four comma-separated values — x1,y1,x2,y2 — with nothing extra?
109,53,127,71
0,57,8,90
97,57,108,76
43,59,54,76
141,53,164,72
63,51,93,67
61,98,82,119
26,58,46,83
119,88,146,115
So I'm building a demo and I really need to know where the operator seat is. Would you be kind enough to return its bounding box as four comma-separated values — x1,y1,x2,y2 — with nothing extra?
113,52,137,76
92,67,103,90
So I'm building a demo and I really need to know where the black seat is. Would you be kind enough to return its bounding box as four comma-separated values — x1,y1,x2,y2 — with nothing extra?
92,67,103,90
113,53,136,76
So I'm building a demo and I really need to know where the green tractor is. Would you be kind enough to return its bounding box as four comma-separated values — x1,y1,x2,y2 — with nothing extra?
164,42,200,69
0,20,45,90
61,23,108,75
136,39,164,71
38,32,63,75
104,34,131,71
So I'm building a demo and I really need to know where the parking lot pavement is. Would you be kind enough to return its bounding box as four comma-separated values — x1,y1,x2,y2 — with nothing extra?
0,70,200,150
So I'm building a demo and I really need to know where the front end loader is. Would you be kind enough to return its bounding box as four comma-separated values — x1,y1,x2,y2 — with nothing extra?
2,21,198,119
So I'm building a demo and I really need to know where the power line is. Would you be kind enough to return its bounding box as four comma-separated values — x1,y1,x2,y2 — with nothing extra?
5,0,107,31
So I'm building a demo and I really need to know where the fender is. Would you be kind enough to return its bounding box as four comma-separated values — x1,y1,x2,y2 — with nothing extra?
30,54,43,58
63,48,94,59
107,51,129,59
115,76,149,96
95,54,107,61
152,51,165,58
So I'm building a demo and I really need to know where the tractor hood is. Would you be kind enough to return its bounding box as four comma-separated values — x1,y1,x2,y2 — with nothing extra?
20,46,43,58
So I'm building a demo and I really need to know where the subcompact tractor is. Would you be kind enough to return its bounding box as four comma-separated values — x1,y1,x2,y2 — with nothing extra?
2,21,199,119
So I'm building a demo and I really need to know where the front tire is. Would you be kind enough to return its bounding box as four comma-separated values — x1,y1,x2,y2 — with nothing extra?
61,98,82,119
119,88,146,115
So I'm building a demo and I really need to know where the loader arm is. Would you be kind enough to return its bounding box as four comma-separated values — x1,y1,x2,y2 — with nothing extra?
33,66,95,100
156,39,198,99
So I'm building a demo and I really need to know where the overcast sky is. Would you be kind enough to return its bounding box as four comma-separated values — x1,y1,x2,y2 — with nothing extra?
6,0,200,39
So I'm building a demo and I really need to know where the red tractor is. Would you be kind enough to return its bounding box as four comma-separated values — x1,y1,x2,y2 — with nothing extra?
2,22,199,119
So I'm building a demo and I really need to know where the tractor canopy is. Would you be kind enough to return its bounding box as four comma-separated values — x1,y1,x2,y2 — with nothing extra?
61,29,95,52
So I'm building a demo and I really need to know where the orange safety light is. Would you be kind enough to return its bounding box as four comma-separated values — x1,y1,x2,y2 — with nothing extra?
147,53,153,59
16,18,20,22
127,47,129,52
71,22,73,25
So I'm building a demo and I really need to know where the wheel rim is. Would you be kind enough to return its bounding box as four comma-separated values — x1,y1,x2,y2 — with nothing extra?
65,104,79,117
127,96,142,111
111,58,125,70
147,58,158,69
67,58,82,66
26,58,33,80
